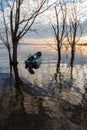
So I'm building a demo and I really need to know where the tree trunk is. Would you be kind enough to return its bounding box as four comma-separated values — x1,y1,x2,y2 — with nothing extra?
70,45,75,68
70,45,75,82
8,48,12,76
12,39,22,84
13,64,22,84
12,40,18,65
57,44,61,66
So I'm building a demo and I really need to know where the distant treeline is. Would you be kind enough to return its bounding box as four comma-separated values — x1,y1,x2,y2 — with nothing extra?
77,43,87,46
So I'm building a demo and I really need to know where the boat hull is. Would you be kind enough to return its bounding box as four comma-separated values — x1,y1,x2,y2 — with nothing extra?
25,52,42,68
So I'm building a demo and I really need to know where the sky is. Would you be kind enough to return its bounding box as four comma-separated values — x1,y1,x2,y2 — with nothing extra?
0,0,87,40
23,0,87,39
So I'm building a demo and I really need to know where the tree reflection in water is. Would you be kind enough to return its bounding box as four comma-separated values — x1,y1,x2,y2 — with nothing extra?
28,67,35,74
0,67,52,130
54,59,62,94
15,82,25,112
1,50,87,129
26,62,41,75
11,51,87,129
54,47,75,95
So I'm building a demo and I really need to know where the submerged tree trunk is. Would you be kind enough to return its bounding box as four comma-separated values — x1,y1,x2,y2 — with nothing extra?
70,44,75,81
8,48,12,76
12,40,18,65
13,64,21,84
54,54,62,93
12,39,22,84
56,59,60,73
70,44,75,68
57,44,61,68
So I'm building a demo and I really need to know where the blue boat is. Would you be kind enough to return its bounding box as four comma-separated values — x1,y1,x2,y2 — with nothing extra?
25,52,42,68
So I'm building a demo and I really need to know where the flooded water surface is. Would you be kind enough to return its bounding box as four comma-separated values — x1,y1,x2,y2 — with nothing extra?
0,43,87,130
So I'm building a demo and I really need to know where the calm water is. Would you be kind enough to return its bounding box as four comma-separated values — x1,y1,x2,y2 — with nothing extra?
0,43,87,130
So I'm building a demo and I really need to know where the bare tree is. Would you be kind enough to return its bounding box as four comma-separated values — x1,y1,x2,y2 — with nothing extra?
51,0,67,64
0,0,56,64
66,0,82,56
0,0,12,75
9,0,48,65
64,1,82,87
0,0,57,81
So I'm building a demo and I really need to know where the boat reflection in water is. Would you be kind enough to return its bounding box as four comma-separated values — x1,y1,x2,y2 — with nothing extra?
28,65,41,74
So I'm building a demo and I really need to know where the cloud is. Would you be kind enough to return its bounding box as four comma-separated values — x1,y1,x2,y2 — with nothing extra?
0,0,87,39
25,22,54,39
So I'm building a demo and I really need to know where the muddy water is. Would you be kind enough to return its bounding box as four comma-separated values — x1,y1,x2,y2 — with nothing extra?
0,44,87,130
